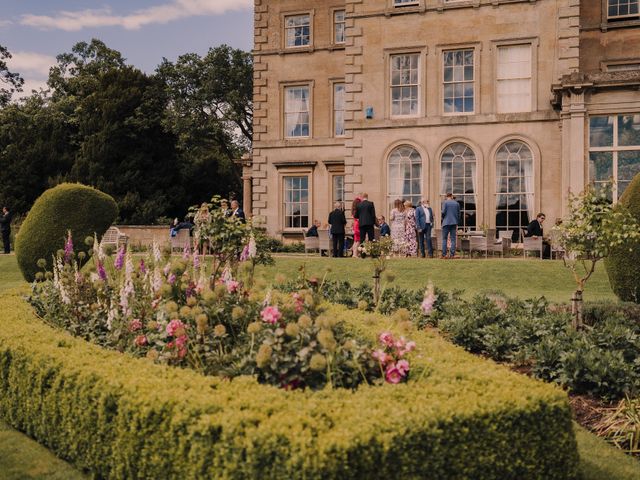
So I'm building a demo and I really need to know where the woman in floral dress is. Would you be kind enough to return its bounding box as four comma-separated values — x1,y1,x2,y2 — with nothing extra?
404,200,418,257
389,199,406,255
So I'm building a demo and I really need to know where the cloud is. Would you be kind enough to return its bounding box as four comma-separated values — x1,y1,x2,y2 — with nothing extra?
20,0,253,31
0,20,12,27
6,51,56,77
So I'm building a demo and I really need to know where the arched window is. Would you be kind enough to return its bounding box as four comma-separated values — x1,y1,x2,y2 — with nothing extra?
440,143,477,230
495,141,534,241
388,145,422,207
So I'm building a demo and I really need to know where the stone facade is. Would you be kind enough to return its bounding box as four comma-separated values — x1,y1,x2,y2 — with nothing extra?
252,0,640,239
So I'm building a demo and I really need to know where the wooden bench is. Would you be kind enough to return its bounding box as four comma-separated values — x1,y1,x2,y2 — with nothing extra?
101,226,129,249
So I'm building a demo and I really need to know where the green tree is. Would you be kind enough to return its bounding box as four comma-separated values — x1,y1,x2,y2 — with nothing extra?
157,45,252,204
0,45,24,106
554,182,640,328
0,95,74,213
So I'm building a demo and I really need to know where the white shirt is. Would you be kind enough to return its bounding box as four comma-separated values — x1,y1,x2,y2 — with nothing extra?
423,205,431,224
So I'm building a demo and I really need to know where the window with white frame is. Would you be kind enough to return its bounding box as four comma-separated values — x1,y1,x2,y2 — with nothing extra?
333,83,345,137
332,175,345,207
393,0,419,6
388,145,422,207
284,86,310,138
497,44,532,113
390,54,420,116
284,176,309,228
334,10,345,44
285,14,311,48
443,49,474,114
440,143,477,230
608,0,639,20
495,141,534,241
589,114,640,200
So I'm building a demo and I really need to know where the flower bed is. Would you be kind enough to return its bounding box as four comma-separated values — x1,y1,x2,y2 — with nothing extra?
0,292,580,479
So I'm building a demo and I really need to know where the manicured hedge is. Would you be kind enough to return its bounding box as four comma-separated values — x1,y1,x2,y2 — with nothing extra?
606,173,640,303
0,293,580,479
15,183,118,282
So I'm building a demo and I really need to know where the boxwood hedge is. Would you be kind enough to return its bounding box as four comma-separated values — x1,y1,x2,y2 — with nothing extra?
0,293,580,479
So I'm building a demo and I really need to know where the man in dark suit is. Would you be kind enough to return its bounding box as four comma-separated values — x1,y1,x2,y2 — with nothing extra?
526,212,551,258
230,200,246,223
415,199,434,258
378,216,391,237
0,206,12,254
328,202,347,257
354,193,376,243
441,193,460,258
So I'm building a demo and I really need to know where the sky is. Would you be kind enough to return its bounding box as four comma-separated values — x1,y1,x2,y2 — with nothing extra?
0,0,254,99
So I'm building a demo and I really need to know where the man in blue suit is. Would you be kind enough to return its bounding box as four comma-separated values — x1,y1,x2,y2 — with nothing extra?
415,199,434,258
441,193,460,258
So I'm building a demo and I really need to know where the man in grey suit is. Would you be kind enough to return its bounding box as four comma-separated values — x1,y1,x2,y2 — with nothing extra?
415,199,434,258
441,193,460,258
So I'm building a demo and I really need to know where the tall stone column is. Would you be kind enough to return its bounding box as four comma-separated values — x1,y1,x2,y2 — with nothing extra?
560,88,587,216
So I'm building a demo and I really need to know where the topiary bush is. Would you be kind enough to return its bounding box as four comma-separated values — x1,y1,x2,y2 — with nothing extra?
15,183,118,282
605,173,640,303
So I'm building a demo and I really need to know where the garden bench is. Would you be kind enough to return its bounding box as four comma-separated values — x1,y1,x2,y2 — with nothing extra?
101,226,128,249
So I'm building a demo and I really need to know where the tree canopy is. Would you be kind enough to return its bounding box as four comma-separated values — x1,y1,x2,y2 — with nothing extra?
0,40,251,224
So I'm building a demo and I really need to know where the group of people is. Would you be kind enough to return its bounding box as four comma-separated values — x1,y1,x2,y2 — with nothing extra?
319,193,461,259
0,206,12,254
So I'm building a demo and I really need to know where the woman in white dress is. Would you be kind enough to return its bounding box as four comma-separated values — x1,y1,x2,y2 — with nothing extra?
389,199,406,256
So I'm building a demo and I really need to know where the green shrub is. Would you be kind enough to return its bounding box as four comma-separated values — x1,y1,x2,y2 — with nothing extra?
0,294,580,479
15,183,117,281
606,173,640,303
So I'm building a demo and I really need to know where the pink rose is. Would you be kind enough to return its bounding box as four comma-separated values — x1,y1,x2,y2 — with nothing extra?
385,364,404,384
226,280,240,294
372,349,390,365
261,305,282,325
396,359,410,375
175,335,188,348
379,331,394,347
134,335,147,347
166,319,185,337
129,319,143,332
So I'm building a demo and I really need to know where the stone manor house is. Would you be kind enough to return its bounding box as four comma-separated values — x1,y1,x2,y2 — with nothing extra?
243,0,640,240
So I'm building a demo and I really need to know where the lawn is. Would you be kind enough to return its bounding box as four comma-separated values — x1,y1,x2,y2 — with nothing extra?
0,254,638,478
258,256,615,303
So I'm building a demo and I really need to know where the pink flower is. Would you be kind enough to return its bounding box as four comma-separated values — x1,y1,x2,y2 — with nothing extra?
405,341,416,352
97,262,107,281
63,231,74,264
292,293,304,313
226,280,240,294
379,331,395,347
166,319,185,337
129,319,143,332
134,335,147,347
167,273,177,285
372,349,390,365
385,364,404,384
261,305,282,325
396,359,410,376
175,335,188,348
114,246,125,270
